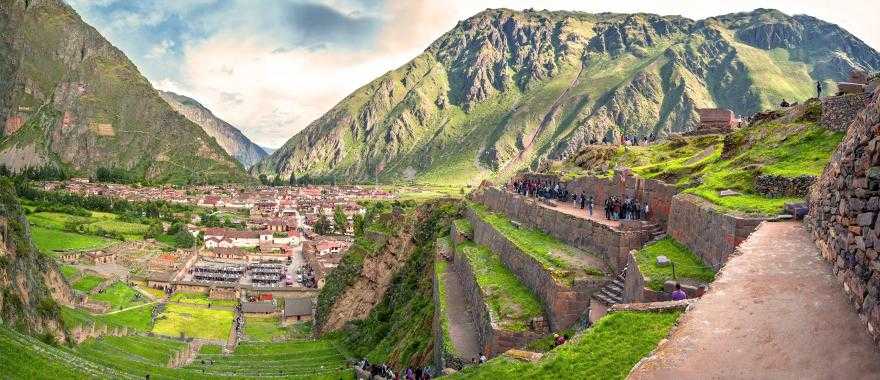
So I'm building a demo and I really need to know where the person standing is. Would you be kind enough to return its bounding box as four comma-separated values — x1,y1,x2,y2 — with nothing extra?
816,80,822,98
587,196,594,217
643,201,650,220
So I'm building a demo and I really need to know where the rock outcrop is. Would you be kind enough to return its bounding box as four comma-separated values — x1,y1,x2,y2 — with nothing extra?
254,8,880,185
158,91,267,168
0,0,248,183
806,85,880,347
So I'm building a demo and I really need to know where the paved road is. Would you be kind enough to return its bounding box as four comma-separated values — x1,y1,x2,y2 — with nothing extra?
443,266,481,361
629,221,880,380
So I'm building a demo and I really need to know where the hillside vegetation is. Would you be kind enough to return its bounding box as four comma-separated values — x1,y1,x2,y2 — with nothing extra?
0,0,249,184
255,8,879,186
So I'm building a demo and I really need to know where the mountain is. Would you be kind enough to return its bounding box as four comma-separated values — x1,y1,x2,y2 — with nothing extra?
0,0,249,184
253,8,880,186
261,146,277,155
158,91,267,168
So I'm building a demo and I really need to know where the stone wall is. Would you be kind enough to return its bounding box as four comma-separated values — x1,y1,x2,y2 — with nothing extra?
565,174,678,229
754,174,816,198
623,251,645,303
472,187,650,271
466,208,605,331
821,93,869,132
805,87,880,347
448,235,543,357
667,194,764,269
432,254,443,370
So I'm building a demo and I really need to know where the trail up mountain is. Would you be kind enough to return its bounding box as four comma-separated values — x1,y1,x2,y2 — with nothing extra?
158,91,267,168
0,0,249,184
254,8,880,186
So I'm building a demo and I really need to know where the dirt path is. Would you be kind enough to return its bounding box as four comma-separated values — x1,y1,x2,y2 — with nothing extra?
444,267,481,361
629,221,880,379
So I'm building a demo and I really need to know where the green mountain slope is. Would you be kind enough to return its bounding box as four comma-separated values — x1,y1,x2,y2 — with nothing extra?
0,0,249,184
253,8,880,186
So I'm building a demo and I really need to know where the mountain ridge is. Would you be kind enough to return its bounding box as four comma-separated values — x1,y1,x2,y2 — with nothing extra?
0,0,250,184
253,7,880,186
158,90,267,168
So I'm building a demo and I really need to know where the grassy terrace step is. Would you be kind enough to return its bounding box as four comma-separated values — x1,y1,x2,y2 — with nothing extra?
91,281,148,310
453,218,474,236
434,240,454,356
62,304,157,332
636,237,716,291
448,310,682,379
72,274,105,293
186,340,351,378
170,292,239,308
152,303,234,340
457,241,543,332
469,203,605,285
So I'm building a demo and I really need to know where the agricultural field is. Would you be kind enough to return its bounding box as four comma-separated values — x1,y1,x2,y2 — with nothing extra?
61,304,156,332
450,311,682,379
30,226,116,256
72,274,105,293
185,339,351,379
152,303,234,340
90,281,148,310
169,292,239,308
636,237,717,291
243,315,288,342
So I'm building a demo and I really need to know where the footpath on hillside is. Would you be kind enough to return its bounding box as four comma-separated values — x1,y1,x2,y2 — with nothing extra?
629,221,880,379
443,267,481,362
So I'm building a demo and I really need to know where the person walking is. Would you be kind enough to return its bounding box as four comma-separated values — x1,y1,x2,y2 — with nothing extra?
587,196,594,217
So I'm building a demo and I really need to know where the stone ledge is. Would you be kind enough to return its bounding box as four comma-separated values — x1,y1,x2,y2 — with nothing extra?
608,299,692,313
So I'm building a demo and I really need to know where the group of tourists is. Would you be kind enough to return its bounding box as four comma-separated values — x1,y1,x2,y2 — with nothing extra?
355,358,434,380
511,178,569,201
603,196,649,221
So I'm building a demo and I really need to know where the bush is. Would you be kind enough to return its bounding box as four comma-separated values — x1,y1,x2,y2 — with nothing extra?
174,229,195,248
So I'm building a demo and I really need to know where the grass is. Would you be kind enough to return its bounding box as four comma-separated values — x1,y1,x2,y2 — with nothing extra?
61,304,156,332
603,122,844,215
139,286,166,299
453,218,473,236
470,203,605,283
186,339,351,379
29,226,116,255
457,241,543,332
636,237,717,291
72,274,105,293
90,281,147,310
242,315,288,342
152,303,234,340
169,292,238,308
60,264,80,281
449,310,682,380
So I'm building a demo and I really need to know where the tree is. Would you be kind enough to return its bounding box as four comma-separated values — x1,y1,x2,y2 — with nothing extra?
333,206,347,234
314,214,331,235
288,172,296,186
402,166,417,184
174,229,195,248
258,174,269,185
145,222,164,239
271,175,283,187
352,214,366,236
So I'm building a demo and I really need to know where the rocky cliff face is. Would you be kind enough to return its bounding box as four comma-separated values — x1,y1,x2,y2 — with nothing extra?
158,91,267,168
0,179,70,341
0,0,249,184
254,8,880,186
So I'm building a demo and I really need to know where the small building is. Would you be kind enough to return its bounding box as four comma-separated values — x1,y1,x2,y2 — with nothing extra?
86,250,116,264
241,300,275,315
58,251,80,263
282,298,313,324
696,108,735,131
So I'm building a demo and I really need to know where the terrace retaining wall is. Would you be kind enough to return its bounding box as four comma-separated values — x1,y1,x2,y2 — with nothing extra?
623,251,646,303
667,194,764,269
465,208,605,331
565,174,679,230
471,187,648,271
448,236,543,357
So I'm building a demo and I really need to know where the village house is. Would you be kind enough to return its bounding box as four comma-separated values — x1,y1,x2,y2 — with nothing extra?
86,250,116,264
241,300,276,315
282,298,314,324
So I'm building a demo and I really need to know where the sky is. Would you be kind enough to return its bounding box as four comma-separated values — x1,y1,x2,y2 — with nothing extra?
67,0,880,149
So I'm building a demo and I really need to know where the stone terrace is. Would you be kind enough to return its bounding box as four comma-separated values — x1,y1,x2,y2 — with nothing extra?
629,221,880,379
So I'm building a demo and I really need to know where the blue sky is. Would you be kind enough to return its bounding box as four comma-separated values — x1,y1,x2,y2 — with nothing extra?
67,0,880,148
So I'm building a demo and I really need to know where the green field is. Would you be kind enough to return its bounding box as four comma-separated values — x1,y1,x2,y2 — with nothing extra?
456,241,543,332
60,265,80,281
469,203,605,284
169,292,239,308
152,303,234,340
242,315,288,342
0,326,352,379
636,237,716,291
61,304,156,332
72,274,105,293
90,282,147,310
449,311,682,379
29,226,116,255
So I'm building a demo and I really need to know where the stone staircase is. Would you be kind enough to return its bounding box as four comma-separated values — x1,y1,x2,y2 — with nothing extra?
646,223,666,243
593,268,626,306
